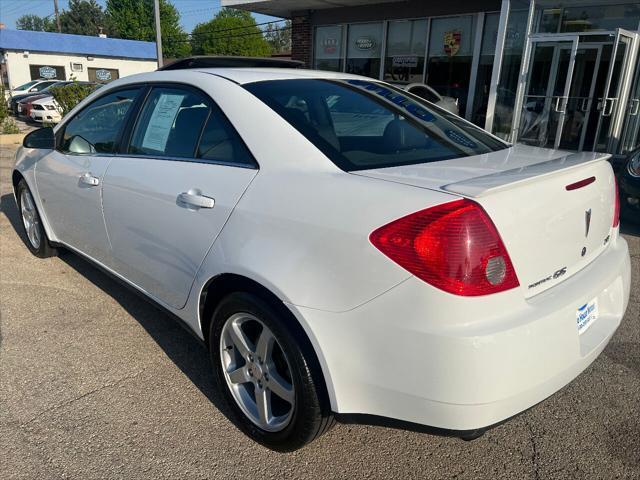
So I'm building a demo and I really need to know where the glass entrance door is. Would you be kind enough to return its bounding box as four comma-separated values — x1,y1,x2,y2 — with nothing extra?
517,37,579,150
620,54,640,154
592,29,636,153
515,30,639,153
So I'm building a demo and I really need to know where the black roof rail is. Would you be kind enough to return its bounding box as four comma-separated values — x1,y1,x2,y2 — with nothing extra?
158,56,304,71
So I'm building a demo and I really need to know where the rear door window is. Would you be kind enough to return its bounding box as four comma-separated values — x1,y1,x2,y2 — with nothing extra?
129,87,210,158
129,85,257,167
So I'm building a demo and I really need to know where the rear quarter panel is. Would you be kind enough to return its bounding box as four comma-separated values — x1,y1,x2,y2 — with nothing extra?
186,73,463,315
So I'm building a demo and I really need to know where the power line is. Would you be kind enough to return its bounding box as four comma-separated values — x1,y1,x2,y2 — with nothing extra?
164,19,288,40
166,25,291,45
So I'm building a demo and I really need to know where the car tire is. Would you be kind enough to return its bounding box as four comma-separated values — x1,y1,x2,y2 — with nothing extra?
210,292,334,451
16,179,56,258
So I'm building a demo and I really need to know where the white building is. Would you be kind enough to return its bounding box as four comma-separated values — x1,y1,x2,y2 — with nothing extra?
0,28,157,89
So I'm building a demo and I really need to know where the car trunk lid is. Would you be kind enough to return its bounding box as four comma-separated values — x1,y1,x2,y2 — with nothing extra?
354,145,617,297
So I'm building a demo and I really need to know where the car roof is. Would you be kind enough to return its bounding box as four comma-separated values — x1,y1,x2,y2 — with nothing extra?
117,67,369,87
198,68,366,85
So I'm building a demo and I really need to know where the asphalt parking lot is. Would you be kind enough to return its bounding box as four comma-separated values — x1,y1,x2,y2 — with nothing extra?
1,141,638,480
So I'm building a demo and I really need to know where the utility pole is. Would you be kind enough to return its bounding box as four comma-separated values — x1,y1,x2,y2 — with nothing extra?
53,0,61,33
154,0,163,68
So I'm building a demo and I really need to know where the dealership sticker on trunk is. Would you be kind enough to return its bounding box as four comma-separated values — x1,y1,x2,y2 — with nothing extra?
577,298,598,334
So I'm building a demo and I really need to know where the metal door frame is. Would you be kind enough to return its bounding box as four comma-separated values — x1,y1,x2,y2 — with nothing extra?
575,44,603,152
513,34,579,150
592,29,638,153
620,40,640,153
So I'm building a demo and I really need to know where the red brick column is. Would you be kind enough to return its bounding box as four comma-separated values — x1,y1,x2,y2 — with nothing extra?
291,15,312,67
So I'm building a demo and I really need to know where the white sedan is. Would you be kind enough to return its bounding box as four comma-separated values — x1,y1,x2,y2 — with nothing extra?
29,95,62,124
12,67,631,451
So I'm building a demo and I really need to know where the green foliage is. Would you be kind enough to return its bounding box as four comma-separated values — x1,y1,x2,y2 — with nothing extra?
16,14,56,32
59,0,110,36
50,83,96,117
0,86,8,124
190,9,272,57
2,119,20,135
264,20,291,54
106,0,191,58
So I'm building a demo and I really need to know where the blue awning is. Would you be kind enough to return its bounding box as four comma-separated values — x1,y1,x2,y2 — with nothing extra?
0,29,157,60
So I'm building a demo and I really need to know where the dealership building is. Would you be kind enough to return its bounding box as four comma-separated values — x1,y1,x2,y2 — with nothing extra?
0,29,157,90
225,0,640,158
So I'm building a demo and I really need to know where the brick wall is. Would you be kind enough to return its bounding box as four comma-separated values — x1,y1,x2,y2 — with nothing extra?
291,15,312,67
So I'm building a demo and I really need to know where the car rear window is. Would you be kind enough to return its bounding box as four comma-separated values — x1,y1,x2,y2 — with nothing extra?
244,79,508,171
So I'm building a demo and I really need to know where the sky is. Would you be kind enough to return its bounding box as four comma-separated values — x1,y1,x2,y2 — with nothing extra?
0,0,281,33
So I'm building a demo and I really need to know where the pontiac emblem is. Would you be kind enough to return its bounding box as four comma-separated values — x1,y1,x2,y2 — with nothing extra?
585,209,592,237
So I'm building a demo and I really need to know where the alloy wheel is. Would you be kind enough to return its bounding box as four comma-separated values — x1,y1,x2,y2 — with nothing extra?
219,312,295,432
20,189,41,250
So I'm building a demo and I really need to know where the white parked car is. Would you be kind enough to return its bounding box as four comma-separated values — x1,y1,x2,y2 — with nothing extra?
29,95,62,124
402,82,460,115
9,79,59,97
13,66,631,451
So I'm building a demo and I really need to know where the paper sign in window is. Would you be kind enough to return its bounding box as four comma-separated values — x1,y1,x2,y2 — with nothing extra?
141,93,185,152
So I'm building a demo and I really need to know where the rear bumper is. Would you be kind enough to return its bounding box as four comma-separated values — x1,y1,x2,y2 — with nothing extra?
295,234,631,430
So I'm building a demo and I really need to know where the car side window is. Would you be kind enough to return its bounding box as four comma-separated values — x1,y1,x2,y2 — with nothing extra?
129,87,210,159
59,88,140,155
197,104,256,167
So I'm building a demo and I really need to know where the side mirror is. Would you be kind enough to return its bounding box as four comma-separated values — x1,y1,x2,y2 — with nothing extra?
23,127,55,149
29,87,38,92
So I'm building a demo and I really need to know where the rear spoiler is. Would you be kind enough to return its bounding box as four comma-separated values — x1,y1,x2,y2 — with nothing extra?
442,151,611,198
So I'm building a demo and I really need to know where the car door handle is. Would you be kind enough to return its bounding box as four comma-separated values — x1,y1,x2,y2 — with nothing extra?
177,191,215,209
79,172,100,187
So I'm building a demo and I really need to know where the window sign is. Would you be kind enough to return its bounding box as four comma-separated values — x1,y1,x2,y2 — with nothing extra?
392,56,418,68
95,69,112,81
443,31,462,56
39,66,57,78
29,64,65,80
88,67,119,83
346,22,383,78
429,16,474,58
314,25,344,72
384,19,427,84
141,93,186,152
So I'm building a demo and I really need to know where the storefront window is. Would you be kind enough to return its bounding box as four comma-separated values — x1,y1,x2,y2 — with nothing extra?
471,13,500,126
314,25,344,72
493,1,530,140
536,3,640,33
346,22,383,78
383,19,427,84
426,16,475,118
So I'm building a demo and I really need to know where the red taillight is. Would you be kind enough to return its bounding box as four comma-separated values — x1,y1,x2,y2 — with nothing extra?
370,199,519,296
613,177,620,228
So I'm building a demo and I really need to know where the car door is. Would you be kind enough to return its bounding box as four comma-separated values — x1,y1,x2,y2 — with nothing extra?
35,87,142,264
101,85,258,309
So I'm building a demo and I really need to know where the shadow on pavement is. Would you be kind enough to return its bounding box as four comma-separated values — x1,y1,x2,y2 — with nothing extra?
0,193,234,423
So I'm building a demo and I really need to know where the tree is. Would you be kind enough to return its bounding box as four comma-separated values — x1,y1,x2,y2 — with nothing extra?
16,14,56,32
59,0,109,36
264,20,291,54
190,9,272,57
106,0,191,58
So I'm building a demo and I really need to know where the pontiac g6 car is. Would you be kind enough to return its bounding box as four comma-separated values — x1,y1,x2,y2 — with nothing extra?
13,67,631,451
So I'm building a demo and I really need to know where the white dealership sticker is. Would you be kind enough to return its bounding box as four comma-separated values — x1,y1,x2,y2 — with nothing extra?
576,298,598,335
